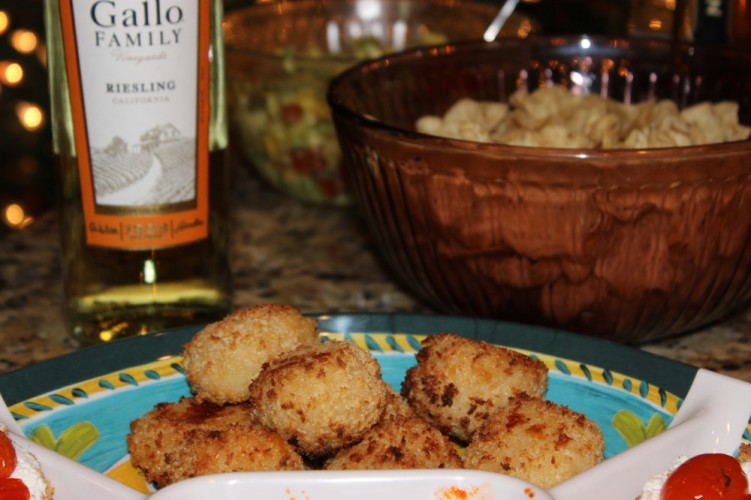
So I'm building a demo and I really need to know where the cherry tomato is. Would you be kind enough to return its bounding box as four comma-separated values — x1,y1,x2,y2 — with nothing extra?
280,103,304,124
0,433,17,479
662,453,749,500
315,178,340,199
0,478,30,500
290,148,327,175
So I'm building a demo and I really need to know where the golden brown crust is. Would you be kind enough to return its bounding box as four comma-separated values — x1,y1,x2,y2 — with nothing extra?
248,340,389,458
325,416,462,470
127,397,304,487
401,333,548,441
182,303,318,403
463,394,605,489
381,385,416,422
738,443,751,463
42,479,54,500
130,313,609,488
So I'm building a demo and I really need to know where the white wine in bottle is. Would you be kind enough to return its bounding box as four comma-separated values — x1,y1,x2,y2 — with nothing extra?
44,0,232,345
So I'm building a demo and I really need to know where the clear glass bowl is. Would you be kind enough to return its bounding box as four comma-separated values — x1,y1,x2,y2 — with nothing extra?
328,35,751,342
224,0,531,206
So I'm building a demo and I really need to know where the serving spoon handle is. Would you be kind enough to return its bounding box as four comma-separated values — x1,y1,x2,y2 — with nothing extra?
483,0,521,42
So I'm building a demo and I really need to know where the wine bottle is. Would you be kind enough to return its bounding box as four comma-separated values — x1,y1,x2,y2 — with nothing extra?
44,0,232,345
693,0,730,44
672,0,751,47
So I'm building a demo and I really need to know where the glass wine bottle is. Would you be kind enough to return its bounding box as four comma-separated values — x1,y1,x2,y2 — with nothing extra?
44,0,232,345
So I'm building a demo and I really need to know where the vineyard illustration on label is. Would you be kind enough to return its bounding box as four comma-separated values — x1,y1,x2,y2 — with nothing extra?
92,123,196,207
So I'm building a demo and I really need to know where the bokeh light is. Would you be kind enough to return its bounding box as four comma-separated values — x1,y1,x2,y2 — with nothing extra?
16,101,45,131
0,5,55,234
11,29,38,54
0,61,23,85
2,203,34,230
0,11,9,36
649,19,664,31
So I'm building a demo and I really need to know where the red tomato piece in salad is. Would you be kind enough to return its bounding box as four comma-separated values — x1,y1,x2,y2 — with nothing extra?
280,103,304,124
291,148,327,175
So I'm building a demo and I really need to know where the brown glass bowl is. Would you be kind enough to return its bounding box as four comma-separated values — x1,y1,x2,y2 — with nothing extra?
327,35,751,343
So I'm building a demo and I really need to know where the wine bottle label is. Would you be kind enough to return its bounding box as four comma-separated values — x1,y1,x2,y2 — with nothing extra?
59,0,210,249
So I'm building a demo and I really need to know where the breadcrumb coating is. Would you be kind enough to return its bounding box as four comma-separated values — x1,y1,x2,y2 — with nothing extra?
381,385,416,422
129,306,608,489
325,416,462,470
248,340,389,458
738,443,751,463
182,303,318,403
463,394,605,489
401,333,548,441
127,397,305,487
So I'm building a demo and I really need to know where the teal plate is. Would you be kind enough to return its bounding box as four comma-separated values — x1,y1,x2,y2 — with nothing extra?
0,313,708,493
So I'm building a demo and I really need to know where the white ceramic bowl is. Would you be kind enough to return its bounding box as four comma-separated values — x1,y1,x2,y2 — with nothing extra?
148,469,553,500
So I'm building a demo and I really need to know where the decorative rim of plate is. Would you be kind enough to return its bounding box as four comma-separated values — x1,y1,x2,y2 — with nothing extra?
8,331,683,422
0,313,699,406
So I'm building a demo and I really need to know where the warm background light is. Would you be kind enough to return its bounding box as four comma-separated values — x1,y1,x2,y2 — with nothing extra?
11,29,38,54
649,19,664,30
0,61,23,85
2,203,34,230
16,101,44,131
0,4,55,236
0,11,9,36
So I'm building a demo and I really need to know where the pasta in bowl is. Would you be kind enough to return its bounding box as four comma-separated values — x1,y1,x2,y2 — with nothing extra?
327,35,751,343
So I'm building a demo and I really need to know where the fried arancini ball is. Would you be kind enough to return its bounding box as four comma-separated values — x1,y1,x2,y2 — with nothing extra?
381,385,416,422
463,394,605,489
182,303,318,403
738,443,751,462
248,340,389,458
324,416,462,470
401,333,548,442
128,397,305,488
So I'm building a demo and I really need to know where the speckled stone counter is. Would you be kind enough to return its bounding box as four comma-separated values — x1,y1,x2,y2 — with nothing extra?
2,161,751,382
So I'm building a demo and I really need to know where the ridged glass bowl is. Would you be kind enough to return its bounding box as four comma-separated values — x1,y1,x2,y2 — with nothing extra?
327,35,751,343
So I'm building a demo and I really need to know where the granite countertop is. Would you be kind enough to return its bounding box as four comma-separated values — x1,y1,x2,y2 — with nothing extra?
1,161,751,382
